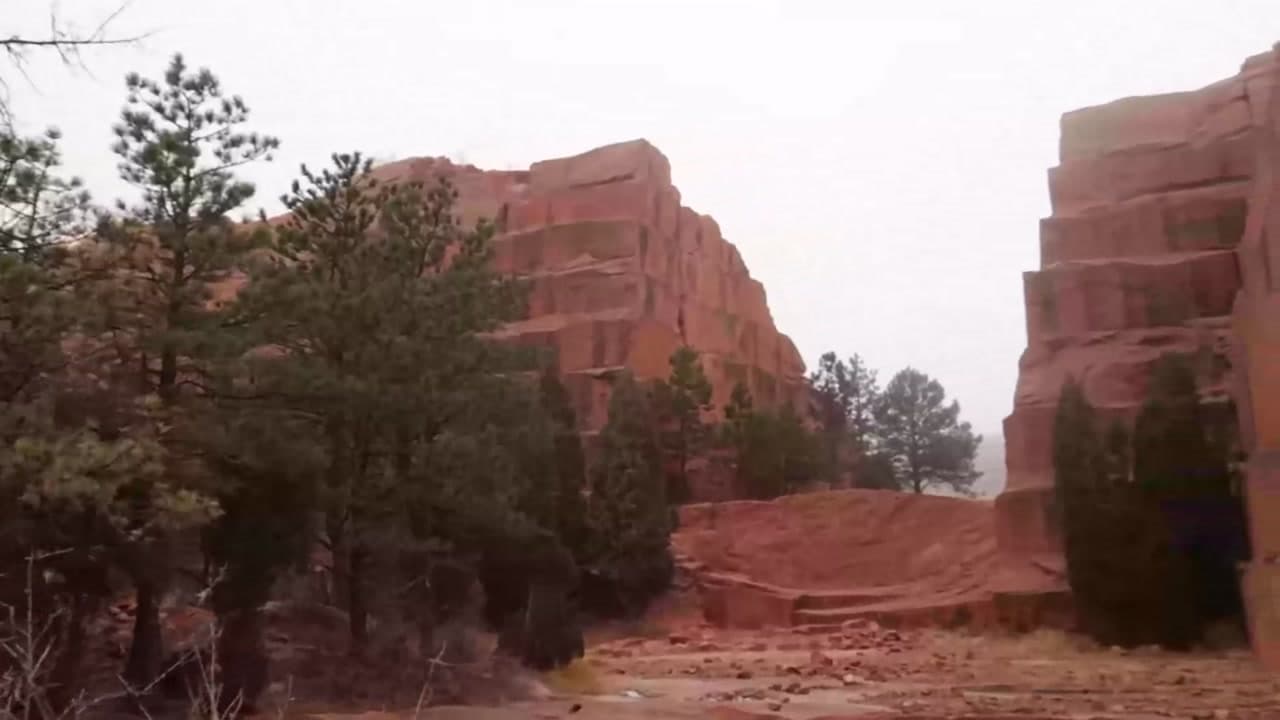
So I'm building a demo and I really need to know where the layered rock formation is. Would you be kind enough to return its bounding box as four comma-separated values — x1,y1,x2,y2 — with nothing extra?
674,490,1070,632
997,47,1280,668
1232,48,1280,672
372,140,806,459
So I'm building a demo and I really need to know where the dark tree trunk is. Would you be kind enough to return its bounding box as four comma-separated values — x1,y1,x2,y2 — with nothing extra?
47,593,89,714
158,345,178,402
347,545,368,656
124,578,165,689
326,513,349,610
216,608,267,714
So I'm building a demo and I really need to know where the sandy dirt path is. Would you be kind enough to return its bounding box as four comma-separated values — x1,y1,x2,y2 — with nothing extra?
312,622,1279,720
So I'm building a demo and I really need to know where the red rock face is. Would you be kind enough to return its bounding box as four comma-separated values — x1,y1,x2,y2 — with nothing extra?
998,51,1279,558
1231,48,1280,672
371,140,807,453
673,490,1069,632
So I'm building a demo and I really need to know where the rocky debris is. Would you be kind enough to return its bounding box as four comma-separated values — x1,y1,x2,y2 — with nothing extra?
579,623,1280,719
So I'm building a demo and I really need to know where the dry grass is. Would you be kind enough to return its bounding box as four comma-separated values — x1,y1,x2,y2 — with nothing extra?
541,660,605,696
1002,627,1098,657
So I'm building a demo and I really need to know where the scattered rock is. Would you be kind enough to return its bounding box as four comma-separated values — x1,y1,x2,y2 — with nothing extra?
808,650,833,667
669,633,691,646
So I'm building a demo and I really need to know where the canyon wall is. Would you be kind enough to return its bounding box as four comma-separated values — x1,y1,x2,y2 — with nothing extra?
371,141,806,488
997,47,1280,668
1233,48,1280,672
998,50,1268,555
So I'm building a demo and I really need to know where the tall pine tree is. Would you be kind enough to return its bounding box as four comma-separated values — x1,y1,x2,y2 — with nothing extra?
874,367,981,495
94,53,277,686
231,151,525,655
808,352,880,487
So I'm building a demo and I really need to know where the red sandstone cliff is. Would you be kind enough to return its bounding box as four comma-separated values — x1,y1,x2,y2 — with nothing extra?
996,50,1279,557
369,140,807,440
1231,47,1280,672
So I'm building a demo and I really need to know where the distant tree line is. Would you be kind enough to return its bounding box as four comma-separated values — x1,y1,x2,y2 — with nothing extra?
648,349,984,501
807,352,983,496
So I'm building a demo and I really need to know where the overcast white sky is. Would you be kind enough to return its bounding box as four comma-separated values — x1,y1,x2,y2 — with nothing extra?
7,0,1280,436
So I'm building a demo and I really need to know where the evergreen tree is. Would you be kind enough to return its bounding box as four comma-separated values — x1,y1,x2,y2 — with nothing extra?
529,367,587,554
856,451,901,491
198,406,317,709
580,372,673,616
0,127,93,408
1133,355,1228,499
874,367,981,494
1052,378,1114,640
1,121,219,701
1053,373,1214,649
1,397,219,711
653,346,712,504
1131,353,1247,644
92,53,277,685
231,151,525,655
722,381,819,500
808,352,880,487
101,53,278,403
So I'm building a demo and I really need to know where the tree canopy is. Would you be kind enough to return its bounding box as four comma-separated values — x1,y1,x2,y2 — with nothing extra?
872,367,982,495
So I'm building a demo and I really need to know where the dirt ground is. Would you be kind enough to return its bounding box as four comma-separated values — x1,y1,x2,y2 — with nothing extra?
372,622,1280,720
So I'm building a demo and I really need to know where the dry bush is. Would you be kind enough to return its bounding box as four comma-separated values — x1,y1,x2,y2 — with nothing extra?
542,660,604,696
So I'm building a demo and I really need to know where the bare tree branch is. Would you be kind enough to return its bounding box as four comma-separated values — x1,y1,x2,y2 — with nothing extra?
1,2,152,122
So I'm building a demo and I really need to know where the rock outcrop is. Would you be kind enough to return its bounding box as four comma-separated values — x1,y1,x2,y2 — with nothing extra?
997,47,1280,668
674,490,1070,632
1232,48,1280,672
370,141,806,445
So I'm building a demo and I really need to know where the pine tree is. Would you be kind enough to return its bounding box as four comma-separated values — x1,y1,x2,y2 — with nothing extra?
91,54,277,685
198,405,317,709
531,367,587,554
231,151,525,655
101,53,278,403
874,367,981,494
1,122,219,703
808,352,880,487
0,127,93,408
721,381,819,500
581,372,673,616
653,346,712,504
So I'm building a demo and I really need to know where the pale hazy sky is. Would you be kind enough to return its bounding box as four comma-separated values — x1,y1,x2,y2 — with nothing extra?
7,1,1280,435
